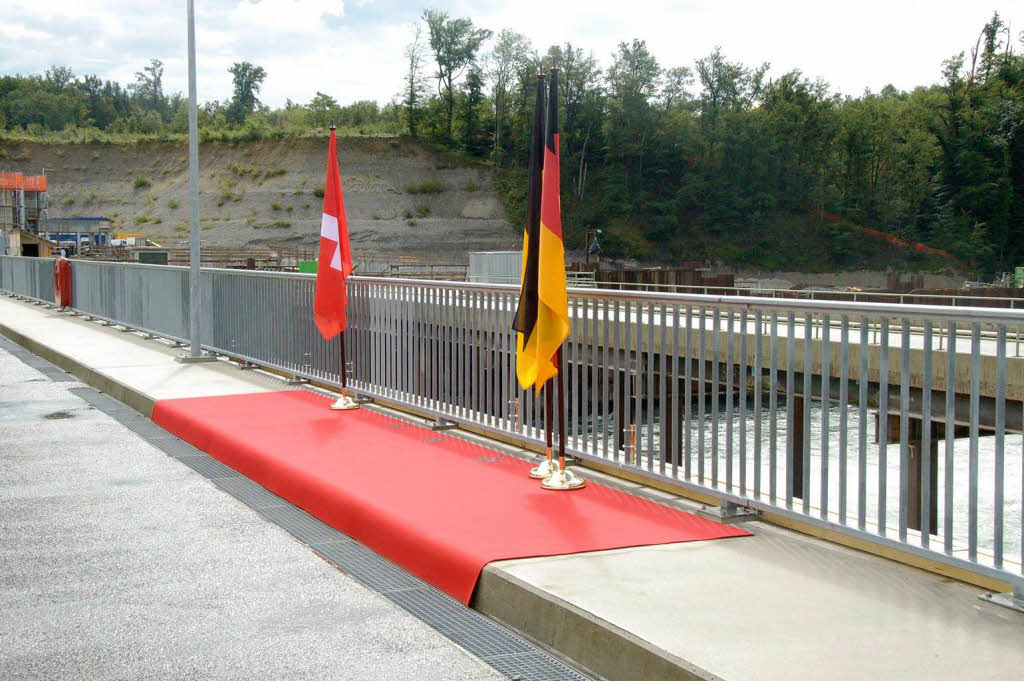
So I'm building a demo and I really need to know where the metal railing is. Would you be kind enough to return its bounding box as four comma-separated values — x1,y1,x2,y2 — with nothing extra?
479,273,1024,308
1,254,1022,595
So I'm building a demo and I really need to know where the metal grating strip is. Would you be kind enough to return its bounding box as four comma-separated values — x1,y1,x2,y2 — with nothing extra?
213,477,288,509
47,377,592,680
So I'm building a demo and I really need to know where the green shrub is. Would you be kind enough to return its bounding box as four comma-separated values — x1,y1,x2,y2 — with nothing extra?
133,175,152,189
405,180,445,194
134,214,151,224
465,180,479,191
273,220,291,228
62,197,75,206
271,201,282,211
173,224,187,232
264,166,286,179
167,198,179,209
313,184,325,198
416,204,430,218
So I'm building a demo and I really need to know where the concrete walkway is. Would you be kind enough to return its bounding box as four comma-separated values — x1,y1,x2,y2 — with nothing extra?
0,345,502,680
2,293,1023,681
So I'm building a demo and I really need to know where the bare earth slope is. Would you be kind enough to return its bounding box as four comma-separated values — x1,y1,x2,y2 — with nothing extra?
3,137,518,259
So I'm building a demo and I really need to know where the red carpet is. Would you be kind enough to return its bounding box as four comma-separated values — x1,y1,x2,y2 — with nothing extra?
153,391,750,604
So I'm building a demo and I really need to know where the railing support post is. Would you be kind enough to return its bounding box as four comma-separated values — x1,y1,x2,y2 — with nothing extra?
792,395,805,499
907,418,939,534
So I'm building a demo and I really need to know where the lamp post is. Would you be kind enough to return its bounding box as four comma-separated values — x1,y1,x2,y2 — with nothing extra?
177,0,215,363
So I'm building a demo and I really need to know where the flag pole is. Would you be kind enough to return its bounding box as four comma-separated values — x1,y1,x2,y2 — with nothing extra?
325,123,358,411
525,73,556,480
540,66,584,491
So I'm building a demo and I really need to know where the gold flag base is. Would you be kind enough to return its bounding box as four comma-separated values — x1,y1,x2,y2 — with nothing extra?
529,452,558,479
329,393,360,411
541,461,586,491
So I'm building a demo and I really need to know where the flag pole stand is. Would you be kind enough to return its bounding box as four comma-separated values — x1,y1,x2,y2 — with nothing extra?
529,384,557,478
541,347,585,490
330,330,359,411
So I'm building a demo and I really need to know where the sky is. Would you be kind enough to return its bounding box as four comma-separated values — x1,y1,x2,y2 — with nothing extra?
0,1,1019,108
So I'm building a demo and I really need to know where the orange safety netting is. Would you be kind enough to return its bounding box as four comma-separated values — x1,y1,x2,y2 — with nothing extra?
0,172,24,190
23,175,47,192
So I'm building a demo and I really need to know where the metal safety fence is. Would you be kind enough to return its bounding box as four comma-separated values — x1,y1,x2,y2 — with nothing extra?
1,255,1022,597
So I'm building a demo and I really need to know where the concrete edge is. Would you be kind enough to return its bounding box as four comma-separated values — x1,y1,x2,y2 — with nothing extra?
473,565,724,681
0,318,156,417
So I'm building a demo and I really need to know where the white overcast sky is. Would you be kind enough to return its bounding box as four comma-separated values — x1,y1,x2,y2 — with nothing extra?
1,1,1019,107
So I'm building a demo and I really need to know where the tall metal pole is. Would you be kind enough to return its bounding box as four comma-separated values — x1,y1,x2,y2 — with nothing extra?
186,0,202,358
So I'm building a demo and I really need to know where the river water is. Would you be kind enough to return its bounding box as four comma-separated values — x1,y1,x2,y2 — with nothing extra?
584,398,1023,568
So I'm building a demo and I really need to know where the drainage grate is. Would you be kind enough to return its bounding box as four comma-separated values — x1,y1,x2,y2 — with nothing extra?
1,336,77,382
61,383,591,681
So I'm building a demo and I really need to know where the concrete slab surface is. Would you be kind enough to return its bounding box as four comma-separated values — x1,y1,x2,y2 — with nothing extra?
0,296,284,411
0,347,502,681
492,525,1024,681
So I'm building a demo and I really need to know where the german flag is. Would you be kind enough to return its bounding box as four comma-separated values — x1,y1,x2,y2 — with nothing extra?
513,70,570,391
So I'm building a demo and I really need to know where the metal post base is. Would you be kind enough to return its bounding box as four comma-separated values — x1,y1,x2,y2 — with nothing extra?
698,502,761,524
175,352,218,364
329,394,360,411
236,361,256,370
431,417,458,431
979,585,1024,614
529,456,558,480
540,462,586,491
286,376,310,385
117,326,134,333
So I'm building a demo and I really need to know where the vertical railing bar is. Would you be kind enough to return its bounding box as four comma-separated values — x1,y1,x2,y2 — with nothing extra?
659,303,668,475
754,309,763,499
858,317,869,531
968,323,980,562
739,309,748,496
769,312,779,504
571,296,580,451
944,321,956,554
604,298,613,459
684,305,693,481
613,300,623,461
646,302,655,471
879,317,890,537
839,315,849,524
725,308,735,492
630,303,638,466
786,311,795,509
994,325,1006,568
802,312,812,515
821,313,831,520
672,303,680,478
921,321,933,548
711,307,720,488
899,319,911,542
698,307,707,485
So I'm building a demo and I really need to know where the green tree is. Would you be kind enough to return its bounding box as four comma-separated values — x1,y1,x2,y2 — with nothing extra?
402,23,429,138
488,30,533,155
308,91,339,128
422,9,492,142
227,61,267,126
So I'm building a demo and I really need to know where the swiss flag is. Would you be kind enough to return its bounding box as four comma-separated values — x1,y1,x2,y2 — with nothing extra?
313,127,354,339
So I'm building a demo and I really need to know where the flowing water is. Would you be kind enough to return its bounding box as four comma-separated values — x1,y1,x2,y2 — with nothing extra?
582,398,1023,567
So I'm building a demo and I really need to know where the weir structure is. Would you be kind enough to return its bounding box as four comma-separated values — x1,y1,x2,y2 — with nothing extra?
1,254,1022,609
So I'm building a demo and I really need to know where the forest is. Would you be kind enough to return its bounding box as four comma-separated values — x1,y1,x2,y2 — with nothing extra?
0,11,1021,275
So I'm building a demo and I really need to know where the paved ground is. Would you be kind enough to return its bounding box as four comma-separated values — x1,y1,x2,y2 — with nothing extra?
0,347,503,681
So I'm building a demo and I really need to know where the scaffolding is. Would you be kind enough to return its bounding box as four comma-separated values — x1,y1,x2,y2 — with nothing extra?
23,175,47,232
0,172,25,231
